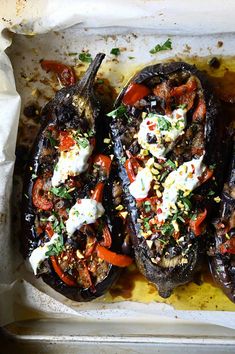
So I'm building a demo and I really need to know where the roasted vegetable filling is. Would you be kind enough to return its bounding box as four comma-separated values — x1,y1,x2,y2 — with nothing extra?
28,124,131,290
109,70,217,267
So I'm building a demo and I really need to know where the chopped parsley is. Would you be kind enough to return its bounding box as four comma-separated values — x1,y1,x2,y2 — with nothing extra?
178,103,187,110
164,159,176,170
161,222,174,236
149,38,172,54
51,215,65,235
47,131,57,147
143,201,152,213
157,116,171,131
110,47,120,56
32,173,38,180
143,217,151,231
160,170,170,181
107,105,127,119
79,52,93,63
51,186,72,200
76,137,89,149
209,163,216,170
45,234,64,257
97,79,104,84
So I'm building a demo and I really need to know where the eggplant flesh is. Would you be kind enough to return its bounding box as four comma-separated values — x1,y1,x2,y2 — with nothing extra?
209,140,235,303
110,61,225,298
21,53,127,301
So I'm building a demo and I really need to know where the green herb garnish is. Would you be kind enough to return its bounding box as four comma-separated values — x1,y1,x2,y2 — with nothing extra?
165,159,176,170
76,137,89,149
79,52,93,63
97,79,104,84
160,170,170,181
161,222,174,236
157,116,171,131
178,103,187,109
51,186,72,200
110,48,120,56
143,217,151,231
107,105,127,119
149,38,172,54
45,234,64,257
47,131,57,147
208,189,215,196
209,163,216,170
143,201,151,213
32,173,38,180
128,56,135,60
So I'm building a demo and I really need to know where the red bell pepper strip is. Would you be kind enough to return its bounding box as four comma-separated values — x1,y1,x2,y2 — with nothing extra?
100,224,112,248
32,178,53,211
219,237,235,254
189,209,207,236
59,131,75,151
91,182,104,202
192,97,206,121
40,60,76,86
122,83,151,106
45,223,77,286
124,153,140,183
199,168,214,184
170,77,197,97
93,154,112,176
96,245,133,267
50,255,77,286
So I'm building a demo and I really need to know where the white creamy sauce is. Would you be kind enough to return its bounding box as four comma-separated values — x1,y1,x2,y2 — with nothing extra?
29,233,60,275
129,164,153,199
66,199,105,236
51,143,93,187
138,108,186,159
158,155,206,221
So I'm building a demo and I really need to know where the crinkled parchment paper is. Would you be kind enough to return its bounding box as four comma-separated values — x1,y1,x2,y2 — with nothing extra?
0,0,235,329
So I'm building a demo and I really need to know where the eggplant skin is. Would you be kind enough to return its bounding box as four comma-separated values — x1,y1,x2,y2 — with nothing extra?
209,139,235,303
111,61,225,298
21,54,125,302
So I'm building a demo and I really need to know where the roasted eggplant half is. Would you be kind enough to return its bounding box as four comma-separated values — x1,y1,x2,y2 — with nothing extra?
208,138,235,303
21,53,132,302
110,61,224,298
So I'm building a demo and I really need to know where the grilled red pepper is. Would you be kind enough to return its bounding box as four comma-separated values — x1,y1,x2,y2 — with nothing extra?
96,245,133,267
41,60,76,86
122,83,150,106
189,209,207,236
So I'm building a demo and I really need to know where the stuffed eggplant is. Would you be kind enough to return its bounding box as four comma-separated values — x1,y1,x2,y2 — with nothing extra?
208,138,235,303
110,61,224,298
21,53,132,302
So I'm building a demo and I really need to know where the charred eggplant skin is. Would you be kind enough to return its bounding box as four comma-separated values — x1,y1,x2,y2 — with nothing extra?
209,139,235,303
21,53,126,302
111,61,225,298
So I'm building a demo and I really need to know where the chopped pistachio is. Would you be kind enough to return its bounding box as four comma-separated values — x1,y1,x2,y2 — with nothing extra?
140,149,149,156
214,196,221,203
119,211,128,219
103,138,111,144
115,204,124,211
76,249,84,259
151,167,160,175
154,162,163,170
156,190,162,198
